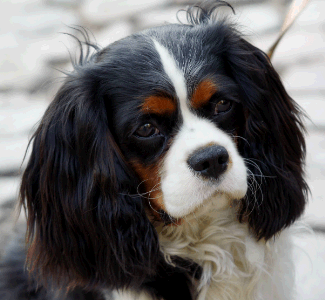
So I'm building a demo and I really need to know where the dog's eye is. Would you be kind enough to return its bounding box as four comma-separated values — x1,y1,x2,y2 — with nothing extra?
214,100,232,114
134,123,160,138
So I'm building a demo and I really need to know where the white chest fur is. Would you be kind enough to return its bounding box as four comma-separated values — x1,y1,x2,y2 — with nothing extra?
157,207,297,300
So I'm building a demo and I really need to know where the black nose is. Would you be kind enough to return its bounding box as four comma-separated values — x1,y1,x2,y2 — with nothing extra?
187,145,229,180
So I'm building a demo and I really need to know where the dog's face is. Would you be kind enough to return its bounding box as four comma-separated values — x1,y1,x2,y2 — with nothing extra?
104,31,247,220
20,3,308,292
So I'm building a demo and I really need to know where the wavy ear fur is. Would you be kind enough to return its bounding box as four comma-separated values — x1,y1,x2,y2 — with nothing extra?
226,36,308,240
19,46,160,291
185,1,308,240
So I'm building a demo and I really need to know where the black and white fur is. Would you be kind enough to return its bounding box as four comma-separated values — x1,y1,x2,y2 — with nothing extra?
0,1,308,300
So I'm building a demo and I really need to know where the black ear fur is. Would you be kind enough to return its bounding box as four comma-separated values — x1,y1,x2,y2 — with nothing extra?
185,0,308,240
226,36,308,240
19,46,160,291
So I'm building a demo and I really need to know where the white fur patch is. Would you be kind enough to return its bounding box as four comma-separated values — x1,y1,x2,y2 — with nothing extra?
157,209,300,300
106,290,153,300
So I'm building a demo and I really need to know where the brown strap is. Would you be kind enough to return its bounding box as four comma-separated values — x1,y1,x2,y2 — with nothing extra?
268,0,311,59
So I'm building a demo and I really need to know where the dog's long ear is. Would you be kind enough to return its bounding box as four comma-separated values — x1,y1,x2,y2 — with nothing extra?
226,37,308,240
19,50,160,290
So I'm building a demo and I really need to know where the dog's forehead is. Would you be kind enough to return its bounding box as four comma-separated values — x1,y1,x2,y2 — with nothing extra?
101,24,224,93
102,24,229,130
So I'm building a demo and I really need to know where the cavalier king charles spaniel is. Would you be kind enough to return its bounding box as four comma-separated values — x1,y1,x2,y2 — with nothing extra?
0,1,308,300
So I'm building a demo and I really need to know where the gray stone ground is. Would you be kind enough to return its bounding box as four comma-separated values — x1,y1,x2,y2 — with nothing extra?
0,0,324,298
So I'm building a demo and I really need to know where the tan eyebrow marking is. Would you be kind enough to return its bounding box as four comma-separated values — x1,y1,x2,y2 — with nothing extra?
191,79,218,109
141,95,176,115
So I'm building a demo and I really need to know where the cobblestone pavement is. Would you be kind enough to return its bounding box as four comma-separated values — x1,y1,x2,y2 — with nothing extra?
0,0,324,297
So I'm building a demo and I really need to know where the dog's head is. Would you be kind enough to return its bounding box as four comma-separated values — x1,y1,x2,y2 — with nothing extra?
20,1,308,292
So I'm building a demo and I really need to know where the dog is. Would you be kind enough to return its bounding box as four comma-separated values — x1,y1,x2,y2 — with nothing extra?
0,1,308,299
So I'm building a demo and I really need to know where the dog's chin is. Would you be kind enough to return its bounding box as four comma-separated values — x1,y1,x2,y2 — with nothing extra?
163,188,246,222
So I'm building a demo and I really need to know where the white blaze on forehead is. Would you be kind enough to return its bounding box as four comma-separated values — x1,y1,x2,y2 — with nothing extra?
152,40,191,118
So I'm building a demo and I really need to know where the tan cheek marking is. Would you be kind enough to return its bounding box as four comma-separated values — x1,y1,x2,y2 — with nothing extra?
131,160,183,226
141,95,176,115
130,160,166,218
191,79,218,110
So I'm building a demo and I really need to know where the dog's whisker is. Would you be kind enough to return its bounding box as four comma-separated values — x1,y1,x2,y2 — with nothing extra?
231,135,251,146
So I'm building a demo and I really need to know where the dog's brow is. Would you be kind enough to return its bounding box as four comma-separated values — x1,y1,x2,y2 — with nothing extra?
191,79,218,109
141,95,177,115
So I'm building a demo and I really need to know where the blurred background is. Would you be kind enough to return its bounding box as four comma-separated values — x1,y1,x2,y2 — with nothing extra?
0,0,324,297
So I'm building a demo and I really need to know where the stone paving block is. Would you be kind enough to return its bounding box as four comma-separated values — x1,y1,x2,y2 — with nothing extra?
137,2,282,34
292,91,325,129
0,93,48,135
135,6,184,30
81,0,169,25
96,21,133,47
247,0,325,74
282,63,325,91
304,130,325,227
0,177,20,206
0,0,79,91
0,93,47,173
0,32,79,91
292,0,325,26
10,9,78,41
272,28,324,65
0,33,19,50
265,5,325,73
249,31,277,49
2,0,78,40
0,45,49,91
25,33,78,64
46,0,80,6
232,2,282,34
305,131,325,174
286,90,325,229
293,232,325,300
0,135,30,174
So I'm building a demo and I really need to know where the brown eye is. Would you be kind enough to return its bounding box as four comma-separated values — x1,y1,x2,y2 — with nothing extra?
214,100,232,114
134,123,160,138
